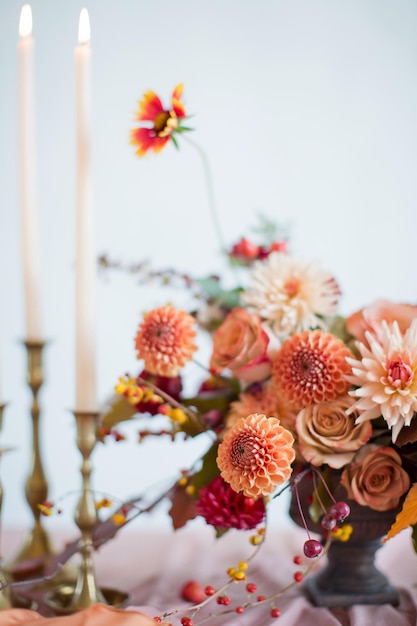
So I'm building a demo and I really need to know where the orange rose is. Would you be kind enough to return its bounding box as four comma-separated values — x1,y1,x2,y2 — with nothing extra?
210,308,270,382
341,445,410,511
296,396,372,468
346,300,417,345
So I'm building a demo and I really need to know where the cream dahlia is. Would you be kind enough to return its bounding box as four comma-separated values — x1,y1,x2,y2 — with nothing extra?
272,330,353,411
347,319,417,443
241,252,340,339
217,413,295,498
135,305,197,377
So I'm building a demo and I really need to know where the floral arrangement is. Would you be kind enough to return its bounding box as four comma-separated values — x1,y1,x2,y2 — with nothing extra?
98,84,417,623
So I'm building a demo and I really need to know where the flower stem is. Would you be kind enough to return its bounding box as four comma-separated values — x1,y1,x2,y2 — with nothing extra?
293,481,311,541
183,135,226,255
312,467,337,504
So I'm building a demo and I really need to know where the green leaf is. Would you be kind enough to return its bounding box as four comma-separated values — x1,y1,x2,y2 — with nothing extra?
328,316,350,343
217,287,243,309
176,125,194,133
101,395,138,430
171,134,180,150
177,413,207,438
194,276,223,298
190,443,220,493
182,381,240,416
251,212,291,244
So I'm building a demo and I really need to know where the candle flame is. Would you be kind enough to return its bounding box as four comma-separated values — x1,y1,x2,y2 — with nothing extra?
19,4,32,38
78,8,90,45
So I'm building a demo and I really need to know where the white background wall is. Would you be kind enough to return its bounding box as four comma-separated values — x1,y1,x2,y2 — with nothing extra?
0,0,417,538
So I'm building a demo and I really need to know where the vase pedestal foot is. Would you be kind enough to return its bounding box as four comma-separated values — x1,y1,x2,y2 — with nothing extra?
306,577,399,608
306,539,399,608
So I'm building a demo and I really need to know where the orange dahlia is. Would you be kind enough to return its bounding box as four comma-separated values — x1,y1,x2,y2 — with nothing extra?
135,305,197,377
131,84,189,156
272,330,353,411
225,381,297,436
217,413,295,498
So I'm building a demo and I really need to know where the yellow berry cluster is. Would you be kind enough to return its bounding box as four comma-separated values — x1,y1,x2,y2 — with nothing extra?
227,560,248,581
161,405,188,425
115,376,163,406
331,523,353,542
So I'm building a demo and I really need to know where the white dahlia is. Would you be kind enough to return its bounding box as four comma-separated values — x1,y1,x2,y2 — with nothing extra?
347,319,417,443
241,253,340,339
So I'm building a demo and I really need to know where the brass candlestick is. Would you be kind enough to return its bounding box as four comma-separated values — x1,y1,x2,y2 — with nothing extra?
44,410,129,614
68,410,105,610
0,403,11,610
13,340,54,565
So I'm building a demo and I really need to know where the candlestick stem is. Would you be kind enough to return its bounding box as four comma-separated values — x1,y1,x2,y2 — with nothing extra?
13,341,54,564
69,411,105,609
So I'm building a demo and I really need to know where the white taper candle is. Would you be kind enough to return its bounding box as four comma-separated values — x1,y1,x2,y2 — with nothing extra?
18,4,42,341
75,8,96,411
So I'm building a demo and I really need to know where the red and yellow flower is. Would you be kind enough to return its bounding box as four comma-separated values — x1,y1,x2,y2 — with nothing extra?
131,84,188,156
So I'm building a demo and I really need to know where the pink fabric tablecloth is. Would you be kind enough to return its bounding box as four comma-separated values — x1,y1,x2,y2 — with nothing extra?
2,524,417,625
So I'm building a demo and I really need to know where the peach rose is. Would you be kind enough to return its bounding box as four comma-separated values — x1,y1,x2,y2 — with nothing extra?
296,396,372,468
346,300,417,345
210,308,270,382
341,444,410,511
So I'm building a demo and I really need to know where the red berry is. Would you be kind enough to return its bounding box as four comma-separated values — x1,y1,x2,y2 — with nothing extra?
236,606,245,614
294,571,303,582
303,539,323,559
321,513,336,530
153,618,161,623
181,619,193,626
330,501,350,521
204,585,215,596
246,582,257,594
257,595,266,602
271,607,281,618
222,595,231,606
181,580,206,603
293,555,302,565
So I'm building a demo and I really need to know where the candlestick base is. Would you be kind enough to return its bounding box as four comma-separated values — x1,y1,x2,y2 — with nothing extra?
44,583,130,616
0,569,12,610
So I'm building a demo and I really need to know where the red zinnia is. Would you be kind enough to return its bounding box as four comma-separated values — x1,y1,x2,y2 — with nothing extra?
196,476,265,530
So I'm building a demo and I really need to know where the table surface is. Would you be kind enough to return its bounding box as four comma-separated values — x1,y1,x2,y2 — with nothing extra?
2,523,417,625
